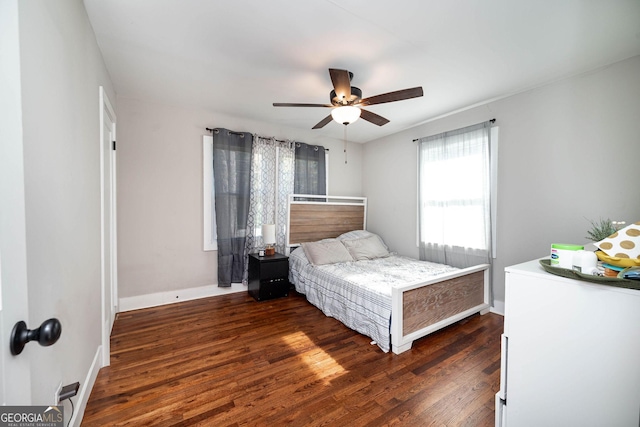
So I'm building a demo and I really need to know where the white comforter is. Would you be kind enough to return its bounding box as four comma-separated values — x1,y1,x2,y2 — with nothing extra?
288,248,458,352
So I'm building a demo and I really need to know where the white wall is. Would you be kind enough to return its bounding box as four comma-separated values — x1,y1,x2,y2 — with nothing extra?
117,97,362,300
16,0,115,412
363,56,640,310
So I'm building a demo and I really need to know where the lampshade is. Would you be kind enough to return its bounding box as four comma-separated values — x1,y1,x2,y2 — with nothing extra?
331,106,361,125
261,224,276,245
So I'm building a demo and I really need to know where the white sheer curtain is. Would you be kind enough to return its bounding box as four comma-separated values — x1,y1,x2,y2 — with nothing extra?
244,135,294,282
418,121,492,269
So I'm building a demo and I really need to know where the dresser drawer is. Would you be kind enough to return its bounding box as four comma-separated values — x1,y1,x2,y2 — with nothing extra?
259,259,288,279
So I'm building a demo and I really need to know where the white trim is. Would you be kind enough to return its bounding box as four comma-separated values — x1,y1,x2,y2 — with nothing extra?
119,283,246,312
203,135,217,251
0,253,3,312
288,194,367,206
99,86,117,368
490,126,499,259
70,345,102,427
416,143,420,247
324,151,330,191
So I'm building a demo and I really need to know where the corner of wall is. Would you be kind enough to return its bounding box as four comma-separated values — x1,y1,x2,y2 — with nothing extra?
490,299,505,316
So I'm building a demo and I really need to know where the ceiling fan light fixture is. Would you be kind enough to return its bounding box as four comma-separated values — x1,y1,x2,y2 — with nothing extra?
273,69,422,129
331,105,361,125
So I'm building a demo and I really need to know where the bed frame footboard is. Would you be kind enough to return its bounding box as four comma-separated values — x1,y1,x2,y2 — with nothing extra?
390,264,490,354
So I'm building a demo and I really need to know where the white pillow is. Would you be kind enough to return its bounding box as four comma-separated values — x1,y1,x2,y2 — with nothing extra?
338,230,376,240
342,234,390,260
301,240,354,265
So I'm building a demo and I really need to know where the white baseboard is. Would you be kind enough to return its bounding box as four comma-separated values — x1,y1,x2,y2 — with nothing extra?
70,345,102,427
119,283,247,312
490,299,505,316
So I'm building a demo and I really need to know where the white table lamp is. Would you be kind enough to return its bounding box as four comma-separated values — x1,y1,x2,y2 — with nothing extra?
262,224,276,256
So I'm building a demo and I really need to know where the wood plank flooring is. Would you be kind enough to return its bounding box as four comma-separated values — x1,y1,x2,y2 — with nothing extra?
82,291,503,426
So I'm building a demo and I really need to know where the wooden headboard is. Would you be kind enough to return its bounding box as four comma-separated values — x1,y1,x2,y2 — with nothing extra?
287,194,367,248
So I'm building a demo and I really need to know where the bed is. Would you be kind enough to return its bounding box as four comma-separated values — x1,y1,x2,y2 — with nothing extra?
286,194,491,354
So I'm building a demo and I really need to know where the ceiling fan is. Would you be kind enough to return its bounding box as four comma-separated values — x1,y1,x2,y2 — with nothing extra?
273,68,423,129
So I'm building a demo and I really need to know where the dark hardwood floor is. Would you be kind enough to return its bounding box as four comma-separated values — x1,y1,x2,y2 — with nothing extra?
82,291,503,426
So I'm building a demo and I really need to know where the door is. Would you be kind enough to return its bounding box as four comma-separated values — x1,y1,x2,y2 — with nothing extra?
0,0,33,403
100,87,118,366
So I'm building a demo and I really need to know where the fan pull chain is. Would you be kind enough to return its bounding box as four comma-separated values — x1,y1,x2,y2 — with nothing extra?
343,124,348,164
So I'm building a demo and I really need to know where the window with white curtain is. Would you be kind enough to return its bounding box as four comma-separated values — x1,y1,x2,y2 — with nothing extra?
417,122,498,268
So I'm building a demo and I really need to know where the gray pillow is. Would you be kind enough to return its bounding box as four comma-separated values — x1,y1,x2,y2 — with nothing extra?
342,234,390,260
301,240,354,265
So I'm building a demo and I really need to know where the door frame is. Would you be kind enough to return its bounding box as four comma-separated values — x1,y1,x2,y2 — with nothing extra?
99,86,117,367
0,0,32,405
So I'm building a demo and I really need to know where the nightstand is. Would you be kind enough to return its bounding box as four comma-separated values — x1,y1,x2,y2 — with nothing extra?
248,252,290,301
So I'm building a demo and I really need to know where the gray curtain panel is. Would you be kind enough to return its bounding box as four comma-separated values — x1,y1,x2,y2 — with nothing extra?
294,142,326,195
212,128,252,287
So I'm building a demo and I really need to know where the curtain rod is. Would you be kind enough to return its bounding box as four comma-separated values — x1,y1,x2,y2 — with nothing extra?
259,135,288,144
207,128,329,151
412,118,496,142
206,128,245,136
295,142,329,152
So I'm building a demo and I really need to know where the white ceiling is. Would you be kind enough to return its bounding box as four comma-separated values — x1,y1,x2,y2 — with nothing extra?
83,0,640,143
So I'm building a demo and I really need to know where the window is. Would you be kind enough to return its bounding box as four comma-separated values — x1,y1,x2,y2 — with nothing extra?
203,136,328,251
417,122,498,267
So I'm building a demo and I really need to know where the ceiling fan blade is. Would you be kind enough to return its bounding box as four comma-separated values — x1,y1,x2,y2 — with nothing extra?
312,115,334,129
273,102,333,108
360,109,390,126
329,68,352,103
358,87,424,106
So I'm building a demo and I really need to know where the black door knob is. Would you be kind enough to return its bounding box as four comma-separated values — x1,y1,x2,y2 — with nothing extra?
10,318,62,355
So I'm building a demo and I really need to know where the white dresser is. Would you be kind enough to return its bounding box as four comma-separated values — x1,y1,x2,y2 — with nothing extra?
496,259,640,427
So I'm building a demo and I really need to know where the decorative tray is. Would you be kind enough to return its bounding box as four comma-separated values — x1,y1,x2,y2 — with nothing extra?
539,259,640,291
